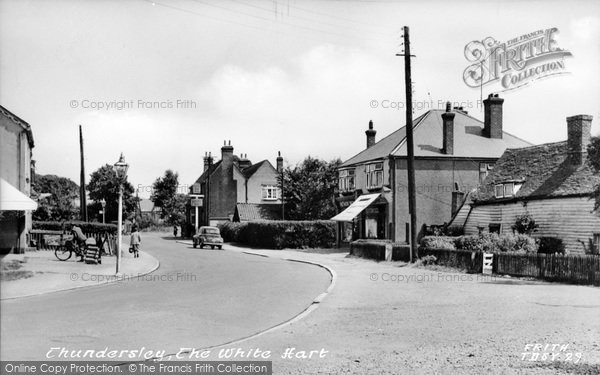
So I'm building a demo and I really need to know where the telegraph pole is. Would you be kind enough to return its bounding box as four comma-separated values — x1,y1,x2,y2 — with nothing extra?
397,26,417,262
79,125,88,222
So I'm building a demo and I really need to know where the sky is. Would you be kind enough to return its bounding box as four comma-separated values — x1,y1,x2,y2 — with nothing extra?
1,0,599,199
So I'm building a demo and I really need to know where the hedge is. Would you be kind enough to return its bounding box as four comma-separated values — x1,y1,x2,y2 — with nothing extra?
420,233,538,254
32,221,118,234
218,221,336,249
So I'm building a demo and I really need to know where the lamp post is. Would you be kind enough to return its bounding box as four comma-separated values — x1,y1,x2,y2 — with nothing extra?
100,199,106,224
113,153,129,275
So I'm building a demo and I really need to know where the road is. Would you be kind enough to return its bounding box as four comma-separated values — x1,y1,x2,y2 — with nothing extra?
0,233,331,360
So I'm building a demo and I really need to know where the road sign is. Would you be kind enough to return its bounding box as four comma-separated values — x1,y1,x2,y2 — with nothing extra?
191,198,203,207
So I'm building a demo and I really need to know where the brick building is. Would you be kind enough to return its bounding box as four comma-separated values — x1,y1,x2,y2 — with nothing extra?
187,141,282,230
458,115,600,254
333,95,532,245
0,105,37,254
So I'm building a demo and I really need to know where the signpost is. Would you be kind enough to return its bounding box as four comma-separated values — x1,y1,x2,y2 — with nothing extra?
189,195,204,231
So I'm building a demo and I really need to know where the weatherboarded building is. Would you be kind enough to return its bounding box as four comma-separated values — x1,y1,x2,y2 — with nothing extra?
333,95,532,245
462,115,600,255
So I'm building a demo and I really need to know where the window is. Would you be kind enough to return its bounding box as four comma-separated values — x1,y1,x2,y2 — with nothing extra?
262,185,279,200
192,183,201,194
593,233,600,255
495,182,522,198
504,183,514,197
494,184,504,198
366,163,384,188
489,223,501,234
338,169,355,192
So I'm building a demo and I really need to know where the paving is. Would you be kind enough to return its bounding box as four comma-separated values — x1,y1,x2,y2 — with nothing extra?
190,244,600,375
0,247,159,300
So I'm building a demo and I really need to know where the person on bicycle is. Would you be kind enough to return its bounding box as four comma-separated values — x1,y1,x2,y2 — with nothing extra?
71,225,87,262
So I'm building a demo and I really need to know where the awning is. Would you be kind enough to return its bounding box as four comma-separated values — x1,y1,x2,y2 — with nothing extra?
330,193,380,222
0,178,38,211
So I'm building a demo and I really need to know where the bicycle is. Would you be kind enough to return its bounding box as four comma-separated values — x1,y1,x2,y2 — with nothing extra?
54,236,87,261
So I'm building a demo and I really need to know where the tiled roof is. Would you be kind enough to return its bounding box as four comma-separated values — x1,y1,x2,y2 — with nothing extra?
340,110,532,167
241,160,273,178
448,191,474,228
473,141,600,202
234,203,281,221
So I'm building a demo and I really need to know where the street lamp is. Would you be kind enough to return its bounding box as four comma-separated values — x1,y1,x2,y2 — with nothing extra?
100,198,106,224
113,153,129,275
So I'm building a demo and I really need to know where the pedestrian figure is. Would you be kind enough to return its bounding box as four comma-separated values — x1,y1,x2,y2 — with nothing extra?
130,225,142,258
173,225,178,237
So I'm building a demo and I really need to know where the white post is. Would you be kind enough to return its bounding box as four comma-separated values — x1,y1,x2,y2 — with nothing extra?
116,184,123,275
195,206,199,231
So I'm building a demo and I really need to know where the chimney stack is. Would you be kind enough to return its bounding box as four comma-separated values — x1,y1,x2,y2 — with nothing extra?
483,94,504,139
566,115,593,165
203,152,209,172
442,102,455,155
276,151,283,173
221,140,234,180
238,153,251,169
365,120,376,149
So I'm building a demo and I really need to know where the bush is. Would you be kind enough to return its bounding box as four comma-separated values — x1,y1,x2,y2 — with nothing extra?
32,220,117,234
496,233,537,253
422,233,538,253
218,221,336,249
420,236,456,250
537,237,566,254
420,254,437,266
454,233,498,252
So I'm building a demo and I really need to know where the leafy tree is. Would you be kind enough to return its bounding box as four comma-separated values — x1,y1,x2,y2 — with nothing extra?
151,170,186,225
279,156,341,220
87,164,137,222
588,136,600,213
32,174,79,221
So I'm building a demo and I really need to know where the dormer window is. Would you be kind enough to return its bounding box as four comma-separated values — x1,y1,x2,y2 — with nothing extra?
494,181,523,198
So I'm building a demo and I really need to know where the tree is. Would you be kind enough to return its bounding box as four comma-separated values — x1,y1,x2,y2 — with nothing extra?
32,174,79,221
87,164,137,222
151,170,186,225
279,156,341,220
588,136,600,213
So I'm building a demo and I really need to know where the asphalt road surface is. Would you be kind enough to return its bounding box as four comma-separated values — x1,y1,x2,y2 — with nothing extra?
0,233,331,360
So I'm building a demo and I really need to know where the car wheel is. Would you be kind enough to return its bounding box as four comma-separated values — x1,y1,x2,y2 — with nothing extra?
218,246,222,250
199,241,204,249
193,241,197,248
211,245,215,249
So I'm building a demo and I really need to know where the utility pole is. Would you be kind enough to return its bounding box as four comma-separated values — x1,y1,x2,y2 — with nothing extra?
79,125,88,222
397,26,417,262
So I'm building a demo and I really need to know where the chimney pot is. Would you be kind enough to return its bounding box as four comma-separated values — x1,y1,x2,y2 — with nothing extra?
445,101,451,112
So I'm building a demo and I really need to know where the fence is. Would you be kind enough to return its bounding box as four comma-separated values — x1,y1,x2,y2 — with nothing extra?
421,248,600,286
29,229,117,254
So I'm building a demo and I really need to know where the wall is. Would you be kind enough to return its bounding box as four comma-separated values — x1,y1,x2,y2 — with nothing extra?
464,196,600,255
393,157,491,242
0,116,33,252
245,162,280,204
207,164,237,221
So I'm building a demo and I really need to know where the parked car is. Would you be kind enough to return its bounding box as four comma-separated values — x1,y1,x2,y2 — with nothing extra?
193,226,224,249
